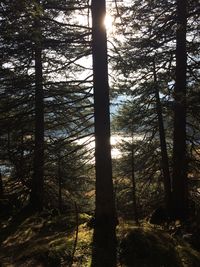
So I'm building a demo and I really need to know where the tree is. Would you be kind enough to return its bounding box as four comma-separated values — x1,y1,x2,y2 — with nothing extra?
30,0,44,211
0,0,93,211
111,0,199,220
91,0,117,266
153,57,172,217
0,172,3,198
112,100,164,219
110,1,177,216
172,0,188,220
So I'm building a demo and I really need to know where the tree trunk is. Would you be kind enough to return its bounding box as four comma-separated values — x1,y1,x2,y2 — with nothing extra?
30,1,44,211
91,0,117,266
172,0,188,220
153,58,172,217
130,134,138,224
0,172,4,198
58,157,62,212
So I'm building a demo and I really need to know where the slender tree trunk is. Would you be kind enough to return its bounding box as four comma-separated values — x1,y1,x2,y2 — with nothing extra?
30,1,44,211
7,126,11,160
58,157,62,212
18,129,25,182
91,0,117,266
153,58,172,217
172,0,188,220
130,132,138,224
0,172,4,198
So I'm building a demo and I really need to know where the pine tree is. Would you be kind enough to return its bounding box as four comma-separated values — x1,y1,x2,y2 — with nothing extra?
0,0,93,211
111,0,199,219
91,0,117,266
172,0,188,220
30,0,44,210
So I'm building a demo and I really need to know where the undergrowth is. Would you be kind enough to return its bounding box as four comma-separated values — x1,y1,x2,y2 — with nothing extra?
1,214,200,266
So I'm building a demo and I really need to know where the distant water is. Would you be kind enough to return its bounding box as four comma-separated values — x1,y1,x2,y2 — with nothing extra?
76,133,143,159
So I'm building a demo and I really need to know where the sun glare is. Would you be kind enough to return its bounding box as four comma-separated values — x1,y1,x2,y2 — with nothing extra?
104,14,113,33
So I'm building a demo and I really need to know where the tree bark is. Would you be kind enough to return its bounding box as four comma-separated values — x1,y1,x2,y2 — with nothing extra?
30,1,44,211
130,131,138,224
153,58,172,217
91,0,117,266
131,147,139,224
0,172,4,198
172,0,188,220
58,157,62,212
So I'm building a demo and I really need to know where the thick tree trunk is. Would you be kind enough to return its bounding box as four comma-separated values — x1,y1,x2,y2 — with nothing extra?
153,59,172,217
91,0,117,266
30,2,44,211
172,0,188,220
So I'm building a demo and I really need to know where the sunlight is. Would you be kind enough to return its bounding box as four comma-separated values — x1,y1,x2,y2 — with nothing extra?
104,14,113,33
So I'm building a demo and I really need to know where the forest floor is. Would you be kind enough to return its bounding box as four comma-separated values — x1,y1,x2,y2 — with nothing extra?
1,212,200,266
0,211,93,266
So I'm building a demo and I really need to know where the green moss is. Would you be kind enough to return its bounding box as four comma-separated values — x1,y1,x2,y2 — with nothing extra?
49,235,73,256
79,213,92,224
0,210,95,267
120,226,181,267
119,224,200,267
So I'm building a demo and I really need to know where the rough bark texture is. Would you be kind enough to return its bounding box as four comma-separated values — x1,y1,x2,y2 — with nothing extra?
91,0,117,266
153,59,172,217
30,3,44,211
172,0,188,220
